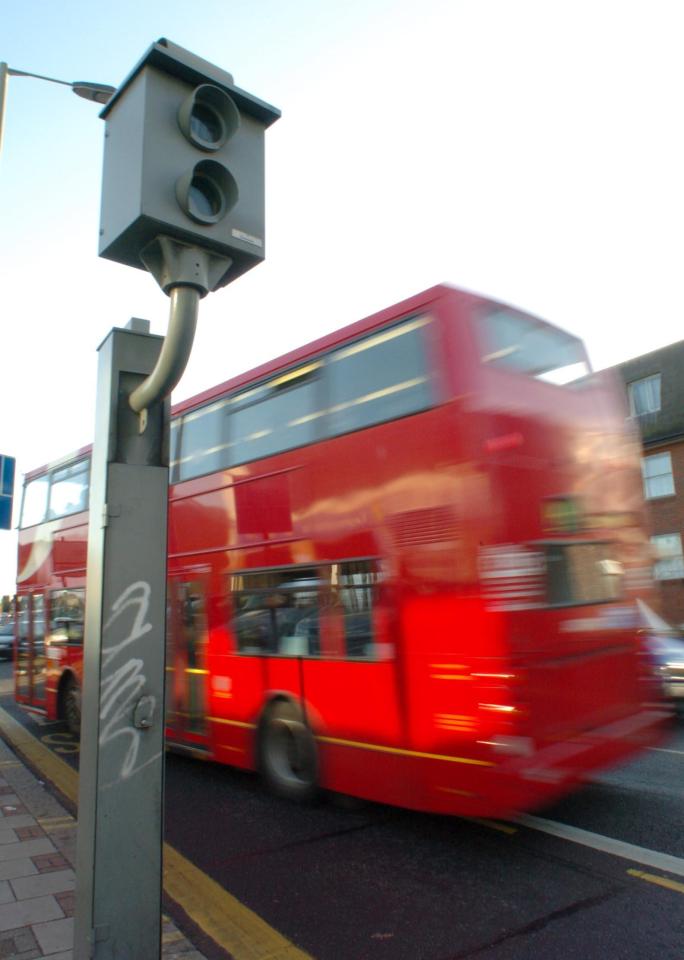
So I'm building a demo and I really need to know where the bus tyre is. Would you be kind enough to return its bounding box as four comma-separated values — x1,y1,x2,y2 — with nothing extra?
258,700,318,802
62,677,81,739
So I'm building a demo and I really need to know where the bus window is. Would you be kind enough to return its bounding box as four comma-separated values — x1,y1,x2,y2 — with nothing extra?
332,560,379,659
231,567,321,656
546,542,623,606
50,589,85,643
20,475,48,528
229,365,320,466
479,307,590,386
325,316,433,436
47,460,89,520
169,419,180,482
176,398,229,481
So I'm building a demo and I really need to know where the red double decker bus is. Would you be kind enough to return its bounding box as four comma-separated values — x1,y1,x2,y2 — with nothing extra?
14,284,667,817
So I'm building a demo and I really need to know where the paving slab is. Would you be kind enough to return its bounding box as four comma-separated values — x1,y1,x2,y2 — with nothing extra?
0,857,38,881
0,837,55,863
32,916,74,955
0,878,14,905
11,868,75,901
0,723,207,957
0,893,63,931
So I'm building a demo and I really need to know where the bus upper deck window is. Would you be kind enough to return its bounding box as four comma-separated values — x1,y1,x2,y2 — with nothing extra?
479,307,590,386
326,316,434,436
47,460,89,520
20,475,48,528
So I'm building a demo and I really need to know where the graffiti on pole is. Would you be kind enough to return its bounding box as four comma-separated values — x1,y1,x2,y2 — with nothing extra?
100,581,160,782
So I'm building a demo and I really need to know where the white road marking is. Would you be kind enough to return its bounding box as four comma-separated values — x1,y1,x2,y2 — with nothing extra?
648,746,684,756
517,814,684,878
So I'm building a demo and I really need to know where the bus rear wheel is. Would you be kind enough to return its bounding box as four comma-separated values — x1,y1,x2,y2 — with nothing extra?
62,677,81,739
258,700,318,802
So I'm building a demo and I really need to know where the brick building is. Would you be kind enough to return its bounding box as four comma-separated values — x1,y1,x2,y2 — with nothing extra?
613,339,684,627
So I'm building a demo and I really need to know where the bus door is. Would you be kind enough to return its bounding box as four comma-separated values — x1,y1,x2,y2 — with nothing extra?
166,578,210,749
15,593,46,709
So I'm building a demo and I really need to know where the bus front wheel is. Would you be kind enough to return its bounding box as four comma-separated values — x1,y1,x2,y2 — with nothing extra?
258,700,318,802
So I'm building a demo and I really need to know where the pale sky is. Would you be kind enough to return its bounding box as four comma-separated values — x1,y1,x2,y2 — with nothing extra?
1,0,683,593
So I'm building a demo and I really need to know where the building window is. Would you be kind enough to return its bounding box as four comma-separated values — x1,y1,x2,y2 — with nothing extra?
628,374,661,416
642,452,675,499
651,534,684,580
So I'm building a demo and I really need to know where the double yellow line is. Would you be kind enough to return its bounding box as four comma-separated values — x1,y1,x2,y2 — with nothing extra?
0,706,313,960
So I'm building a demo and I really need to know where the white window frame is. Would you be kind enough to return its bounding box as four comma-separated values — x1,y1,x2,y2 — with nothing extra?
628,373,661,416
642,451,675,500
651,533,684,580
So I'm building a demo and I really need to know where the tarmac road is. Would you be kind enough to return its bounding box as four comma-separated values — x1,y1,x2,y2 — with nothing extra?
1,659,683,960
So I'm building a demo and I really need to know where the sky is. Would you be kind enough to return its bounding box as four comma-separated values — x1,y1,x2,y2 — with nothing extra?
1,0,682,593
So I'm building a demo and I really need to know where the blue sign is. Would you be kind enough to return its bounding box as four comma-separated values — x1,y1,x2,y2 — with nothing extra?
0,456,15,530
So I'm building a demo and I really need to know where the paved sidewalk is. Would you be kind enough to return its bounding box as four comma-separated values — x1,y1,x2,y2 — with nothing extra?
0,735,206,960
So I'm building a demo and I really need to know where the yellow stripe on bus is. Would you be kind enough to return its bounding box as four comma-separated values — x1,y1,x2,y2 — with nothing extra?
0,707,313,960
317,735,493,766
208,716,256,729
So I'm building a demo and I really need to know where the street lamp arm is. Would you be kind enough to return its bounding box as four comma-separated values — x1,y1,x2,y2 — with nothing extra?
7,66,115,103
0,61,115,159
7,67,72,87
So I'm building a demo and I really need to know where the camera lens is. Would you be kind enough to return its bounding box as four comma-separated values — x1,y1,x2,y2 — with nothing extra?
188,174,223,220
189,103,223,146
177,160,237,224
178,85,239,151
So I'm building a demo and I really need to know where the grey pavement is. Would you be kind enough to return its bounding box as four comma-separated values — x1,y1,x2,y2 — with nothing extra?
0,735,207,960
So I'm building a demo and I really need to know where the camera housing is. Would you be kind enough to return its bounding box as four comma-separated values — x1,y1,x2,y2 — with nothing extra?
98,39,280,287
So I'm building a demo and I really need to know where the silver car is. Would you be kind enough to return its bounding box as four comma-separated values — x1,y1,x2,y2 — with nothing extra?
0,621,14,660
639,601,684,715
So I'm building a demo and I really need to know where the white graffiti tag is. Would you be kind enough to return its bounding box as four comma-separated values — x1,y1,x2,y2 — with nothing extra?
102,581,152,667
100,581,158,780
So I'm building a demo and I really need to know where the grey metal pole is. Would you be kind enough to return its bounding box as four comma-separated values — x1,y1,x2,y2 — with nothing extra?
74,325,169,960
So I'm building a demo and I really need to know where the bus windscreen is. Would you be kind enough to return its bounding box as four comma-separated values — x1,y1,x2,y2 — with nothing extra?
479,307,590,385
